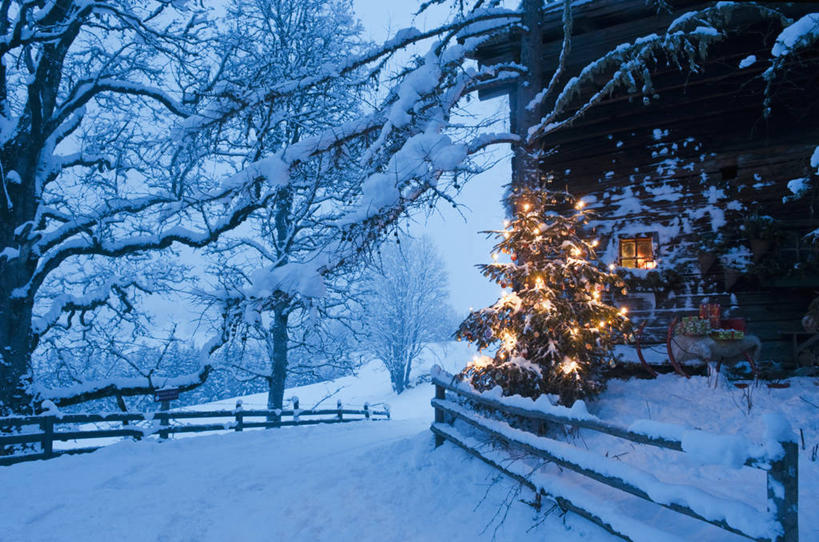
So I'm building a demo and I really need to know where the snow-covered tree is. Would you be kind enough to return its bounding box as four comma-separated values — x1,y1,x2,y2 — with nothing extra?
191,0,371,412
359,235,456,393
0,0,518,414
0,1,225,414
456,188,630,405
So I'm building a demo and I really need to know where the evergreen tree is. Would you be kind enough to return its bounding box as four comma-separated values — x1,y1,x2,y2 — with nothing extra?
456,188,631,405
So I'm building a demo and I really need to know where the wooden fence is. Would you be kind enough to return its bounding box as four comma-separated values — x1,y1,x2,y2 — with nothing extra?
430,366,798,542
0,399,389,467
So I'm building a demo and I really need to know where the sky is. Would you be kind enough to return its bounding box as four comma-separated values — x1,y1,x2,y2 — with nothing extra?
352,0,512,314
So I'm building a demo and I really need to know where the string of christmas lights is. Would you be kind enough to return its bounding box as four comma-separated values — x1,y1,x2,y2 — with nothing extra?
456,188,632,406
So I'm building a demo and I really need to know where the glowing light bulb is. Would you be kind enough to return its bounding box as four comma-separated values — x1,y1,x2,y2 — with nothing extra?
500,330,517,351
608,263,616,271
571,248,581,257
534,276,545,289
619,307,628,315
561,360,579,374
575,200,586,210
522,203,531,212
591,239,599,247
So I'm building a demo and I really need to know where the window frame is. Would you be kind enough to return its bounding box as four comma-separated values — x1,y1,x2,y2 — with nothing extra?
618,235,657,269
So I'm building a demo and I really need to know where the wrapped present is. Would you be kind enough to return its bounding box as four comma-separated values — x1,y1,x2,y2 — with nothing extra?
699,303,721,328
710,329,745,340
720,318,746,332
680,316,711,336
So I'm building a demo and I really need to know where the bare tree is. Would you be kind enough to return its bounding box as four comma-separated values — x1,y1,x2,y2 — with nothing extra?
359,235,456,393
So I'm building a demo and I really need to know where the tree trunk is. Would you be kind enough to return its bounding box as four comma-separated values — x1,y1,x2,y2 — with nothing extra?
0,153,38,416
402,353,413,394
0,295,34,415
267,305,289,416
390,367,405,394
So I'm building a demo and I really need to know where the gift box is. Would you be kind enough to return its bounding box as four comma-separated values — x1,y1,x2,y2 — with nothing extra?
699,303,721,328
710,329,744,340
720,318,746,332
679,316,711,336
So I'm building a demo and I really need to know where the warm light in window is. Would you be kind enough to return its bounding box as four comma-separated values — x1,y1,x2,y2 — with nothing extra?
619,237,655,269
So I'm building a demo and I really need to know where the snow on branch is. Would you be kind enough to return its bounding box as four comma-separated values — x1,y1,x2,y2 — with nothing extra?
30,279,139,338
526,0,573,113
30,312,235,408
527,2,790,143
181,9,521,135
32,363,212,408
51,78,191,132
763,12,819,115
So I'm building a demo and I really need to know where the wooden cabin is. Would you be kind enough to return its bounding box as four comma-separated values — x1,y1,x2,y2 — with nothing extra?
472,0,819,366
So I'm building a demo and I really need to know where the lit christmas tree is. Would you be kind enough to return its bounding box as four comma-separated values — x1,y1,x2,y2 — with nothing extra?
456,188,631,406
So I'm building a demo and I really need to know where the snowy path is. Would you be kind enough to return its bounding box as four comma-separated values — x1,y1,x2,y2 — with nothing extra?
0,414,606,542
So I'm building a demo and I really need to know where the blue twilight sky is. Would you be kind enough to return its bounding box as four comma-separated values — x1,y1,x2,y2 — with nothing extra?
353,0,512,314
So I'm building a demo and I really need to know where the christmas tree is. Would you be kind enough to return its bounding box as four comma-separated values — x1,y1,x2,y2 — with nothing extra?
456,188,631,406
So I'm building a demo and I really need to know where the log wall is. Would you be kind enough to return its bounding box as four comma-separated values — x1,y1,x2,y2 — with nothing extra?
475,0,819,363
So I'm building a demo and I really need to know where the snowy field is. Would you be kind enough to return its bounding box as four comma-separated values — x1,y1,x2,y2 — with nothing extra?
1,343,817,541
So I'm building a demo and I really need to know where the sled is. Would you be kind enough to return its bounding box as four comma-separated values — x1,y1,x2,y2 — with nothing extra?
635,317,761,383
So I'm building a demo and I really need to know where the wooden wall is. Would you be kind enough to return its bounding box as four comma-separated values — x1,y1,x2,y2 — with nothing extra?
474,0,819,363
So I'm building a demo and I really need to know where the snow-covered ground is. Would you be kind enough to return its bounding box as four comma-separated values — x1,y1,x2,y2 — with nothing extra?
2,342,817,541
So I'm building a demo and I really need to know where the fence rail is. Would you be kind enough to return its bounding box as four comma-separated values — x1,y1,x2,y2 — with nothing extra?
430,365,798,542
0,398,389,467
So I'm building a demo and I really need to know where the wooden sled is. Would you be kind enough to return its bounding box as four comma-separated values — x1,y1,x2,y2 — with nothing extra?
635,317,760,384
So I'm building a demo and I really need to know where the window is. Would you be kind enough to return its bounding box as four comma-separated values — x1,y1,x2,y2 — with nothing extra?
619,237,656,269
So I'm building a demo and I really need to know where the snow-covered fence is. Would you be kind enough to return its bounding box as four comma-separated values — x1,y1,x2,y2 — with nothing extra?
0,401,390,467
429,365,798,542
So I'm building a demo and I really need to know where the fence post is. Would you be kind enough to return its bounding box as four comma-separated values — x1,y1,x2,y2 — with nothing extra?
337,400,343,421
434,384,445,447
39,417,54,458
293,397,299,425
769,439,799,542
364,402,370,420
158,399,170,440
234,400,244,432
